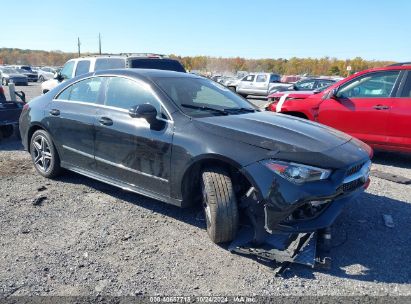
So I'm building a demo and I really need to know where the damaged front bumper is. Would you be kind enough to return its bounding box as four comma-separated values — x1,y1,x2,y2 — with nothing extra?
242,159,370,235
232,159,370,270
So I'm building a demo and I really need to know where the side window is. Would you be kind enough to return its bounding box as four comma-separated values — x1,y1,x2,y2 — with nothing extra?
243,75,255,82
337,71,400,98
95,58,126,71
297,80,315,90
56,77,103,103
75,60,91,76
60,61,75,80
269,74,280,83
256,74,267,82
105,77,160,111
400,73,411,97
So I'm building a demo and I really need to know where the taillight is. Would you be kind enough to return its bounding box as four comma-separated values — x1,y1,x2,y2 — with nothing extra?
0,86,4,95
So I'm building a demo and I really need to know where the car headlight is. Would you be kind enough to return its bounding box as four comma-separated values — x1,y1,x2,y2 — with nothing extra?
261,160,331,184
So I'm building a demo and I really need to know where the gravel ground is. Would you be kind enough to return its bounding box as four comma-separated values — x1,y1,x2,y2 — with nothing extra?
0,84,410,297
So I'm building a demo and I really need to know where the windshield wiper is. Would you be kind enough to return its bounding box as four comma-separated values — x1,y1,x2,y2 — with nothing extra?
181,104,229,115
224,107,256,113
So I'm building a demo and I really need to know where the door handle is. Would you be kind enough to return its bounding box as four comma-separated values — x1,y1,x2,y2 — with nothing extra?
98,117,113,126
373,105,389,110
49,109,60,116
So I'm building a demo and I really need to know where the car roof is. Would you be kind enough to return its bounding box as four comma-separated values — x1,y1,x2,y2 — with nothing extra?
93,68,198,80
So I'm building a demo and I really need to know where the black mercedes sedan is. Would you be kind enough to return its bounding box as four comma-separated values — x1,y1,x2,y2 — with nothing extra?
20,69,372,245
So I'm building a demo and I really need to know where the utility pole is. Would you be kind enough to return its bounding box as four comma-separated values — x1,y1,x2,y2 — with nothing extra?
77,37,81,57
98,33,102,55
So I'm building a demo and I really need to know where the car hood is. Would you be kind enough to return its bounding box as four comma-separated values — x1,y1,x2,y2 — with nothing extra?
194,111,352,153
268,90,315,99
5,73,27,78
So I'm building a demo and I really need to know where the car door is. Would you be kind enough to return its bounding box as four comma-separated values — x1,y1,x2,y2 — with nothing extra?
237,74,255,94
47,76,104,170
317,70,401,146
386,71,411,151
254,74,268,95
94,76,173,197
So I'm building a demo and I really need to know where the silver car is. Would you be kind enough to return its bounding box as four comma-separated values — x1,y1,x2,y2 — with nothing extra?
236,73,282,97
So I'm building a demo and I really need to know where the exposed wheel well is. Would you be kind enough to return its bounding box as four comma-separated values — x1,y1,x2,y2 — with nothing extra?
284,111,308,119
181,158,252,207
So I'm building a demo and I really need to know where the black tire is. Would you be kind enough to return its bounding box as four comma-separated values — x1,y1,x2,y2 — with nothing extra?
30,129,61,178
240,93,248,98
201,167,239,243
228,86,236,92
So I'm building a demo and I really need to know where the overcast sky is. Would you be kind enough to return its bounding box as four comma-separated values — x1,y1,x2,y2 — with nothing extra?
2,0,410,61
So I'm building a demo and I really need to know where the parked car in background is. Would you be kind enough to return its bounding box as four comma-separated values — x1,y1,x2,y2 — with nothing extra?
281,75,302,83
14,65,36,73
41,54,186,94
0,67,28,86
37,67,57,82
236,73,283,97
20,69,372,246
15,68,38,82
224,74,248,92
266,83,334,111
270,64,411,153
268,78,337,95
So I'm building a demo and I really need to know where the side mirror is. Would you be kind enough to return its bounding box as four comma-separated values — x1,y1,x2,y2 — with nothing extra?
129,104,158,123
329,87,339,100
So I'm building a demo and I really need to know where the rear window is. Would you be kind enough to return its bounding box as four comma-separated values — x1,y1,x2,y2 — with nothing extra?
129,59,186,73
94,58,125,71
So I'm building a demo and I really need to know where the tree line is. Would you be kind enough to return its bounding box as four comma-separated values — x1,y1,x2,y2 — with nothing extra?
0,48,394,76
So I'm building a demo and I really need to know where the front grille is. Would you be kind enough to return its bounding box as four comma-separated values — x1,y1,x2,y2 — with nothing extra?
338,178,364,193
345,162,365,177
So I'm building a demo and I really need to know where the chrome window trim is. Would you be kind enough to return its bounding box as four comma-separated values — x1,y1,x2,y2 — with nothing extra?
53,74,174,122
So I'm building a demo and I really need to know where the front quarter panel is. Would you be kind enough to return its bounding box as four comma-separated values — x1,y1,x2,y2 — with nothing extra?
169,112,271,200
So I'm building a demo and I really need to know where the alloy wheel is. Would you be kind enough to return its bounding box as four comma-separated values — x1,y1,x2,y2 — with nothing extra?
32,135,53,173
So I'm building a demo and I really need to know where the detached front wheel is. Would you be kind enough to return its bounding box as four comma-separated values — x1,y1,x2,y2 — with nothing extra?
201,167,239,243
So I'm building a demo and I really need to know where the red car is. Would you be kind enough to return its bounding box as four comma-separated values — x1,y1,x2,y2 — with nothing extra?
266,64,411,153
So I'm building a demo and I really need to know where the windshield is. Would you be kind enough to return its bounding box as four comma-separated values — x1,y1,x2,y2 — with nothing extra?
315,83,333,92
1,68,19,74
155,77,256,117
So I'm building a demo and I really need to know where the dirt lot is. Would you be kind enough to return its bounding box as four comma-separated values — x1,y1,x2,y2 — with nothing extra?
0,83,410,297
